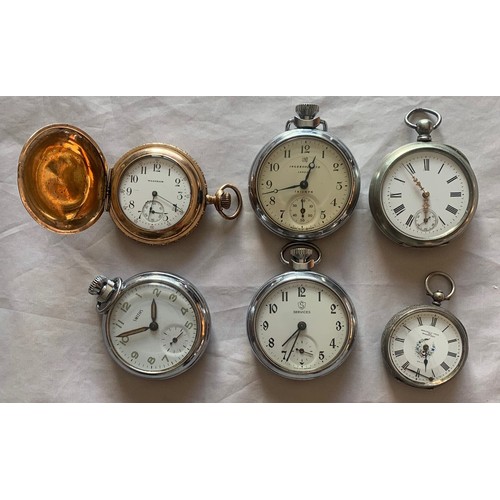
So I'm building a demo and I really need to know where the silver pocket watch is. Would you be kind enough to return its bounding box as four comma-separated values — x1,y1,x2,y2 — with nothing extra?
249,104,360,240
381,272,468,389
369,108,478,247
88,271,210,379
247,242,357,380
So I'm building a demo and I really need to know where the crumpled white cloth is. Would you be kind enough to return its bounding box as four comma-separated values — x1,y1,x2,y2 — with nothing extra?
1,96,499,402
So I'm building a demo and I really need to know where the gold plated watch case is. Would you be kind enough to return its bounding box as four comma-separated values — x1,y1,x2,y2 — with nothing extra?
18,124,242,245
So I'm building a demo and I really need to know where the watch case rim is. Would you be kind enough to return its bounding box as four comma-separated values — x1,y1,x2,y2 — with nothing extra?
248,127,360,241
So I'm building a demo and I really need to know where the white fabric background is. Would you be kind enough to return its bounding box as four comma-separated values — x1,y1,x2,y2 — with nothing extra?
1,96,499,402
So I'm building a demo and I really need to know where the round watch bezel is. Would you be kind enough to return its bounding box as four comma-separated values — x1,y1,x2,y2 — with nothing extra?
109,143,208,245
381,304,468,389
101,271,210,380
369,142,478,247
247,271,357,380
249,128,360,240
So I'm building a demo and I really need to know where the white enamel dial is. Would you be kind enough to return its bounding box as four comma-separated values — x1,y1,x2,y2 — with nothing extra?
118,155,192,231
106,280,199,377
382,307,468,388
381,150,470,240
255,137,352,234
248,273,356,379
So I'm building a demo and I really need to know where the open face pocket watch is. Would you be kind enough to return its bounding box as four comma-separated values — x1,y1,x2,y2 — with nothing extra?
381,272,468,389
369,108,478,247
247,242,357,380
18,124,242,245
249,104,360,240
88,271,210,379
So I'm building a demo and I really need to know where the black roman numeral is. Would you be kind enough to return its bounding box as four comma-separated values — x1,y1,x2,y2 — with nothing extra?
423,159,430,171
441,361,450,371
450,192,462,197
394,349,405,357
402,361,410,370
393,204,406,216
447,351,457,358
390,193,402,198
447,175,458,184
446,205,459,216
405,214,414,227
405,163,416,175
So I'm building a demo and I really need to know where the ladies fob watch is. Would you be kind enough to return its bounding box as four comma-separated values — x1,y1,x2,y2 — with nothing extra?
381,272,468,389
249,104,360,240
88,271,210,379
247,242,357,380
369,108,478,247
18,124,242,245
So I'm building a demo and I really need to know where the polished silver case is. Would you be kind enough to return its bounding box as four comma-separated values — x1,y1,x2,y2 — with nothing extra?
369,142,479,247
381,304,468,389
249,128,360,240
247,271,357,380
96,271,210,380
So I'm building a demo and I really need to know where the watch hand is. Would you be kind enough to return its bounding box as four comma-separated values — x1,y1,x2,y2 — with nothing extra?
404,366,434,381
115,326,150,338
151,298,157,322
261,184,301,195
296,348,314,356
282,322,307,347
284,322,307,362
152,191,185,214
423,344,429,372
300,156,316,189
170,329,184,345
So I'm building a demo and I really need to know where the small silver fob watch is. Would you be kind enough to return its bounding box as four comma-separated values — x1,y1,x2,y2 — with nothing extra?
249,104,360,240
88,272,210,379
369,108,478,247
381,272,468,389
247,242,357,380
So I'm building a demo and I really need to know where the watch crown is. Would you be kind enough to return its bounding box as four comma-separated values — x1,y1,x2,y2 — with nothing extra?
296,103,319,120
88,275,108,295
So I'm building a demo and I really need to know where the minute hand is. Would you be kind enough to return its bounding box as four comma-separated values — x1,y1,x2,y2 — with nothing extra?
261,184,301,195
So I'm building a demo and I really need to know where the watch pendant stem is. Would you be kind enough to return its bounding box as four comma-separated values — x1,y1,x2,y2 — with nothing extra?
286,103,327,131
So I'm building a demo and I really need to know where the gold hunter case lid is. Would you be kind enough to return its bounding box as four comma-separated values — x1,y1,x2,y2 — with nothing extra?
17,124,108,233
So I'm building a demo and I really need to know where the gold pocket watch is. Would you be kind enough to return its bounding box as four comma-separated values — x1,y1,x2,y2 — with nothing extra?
369,108,478,247
249,104,360,240
247,242,357,380
381,272,468,389
88,271,210,379
18,124,242,245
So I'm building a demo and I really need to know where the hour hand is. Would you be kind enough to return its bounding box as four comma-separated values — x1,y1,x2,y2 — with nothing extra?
116,326,150,338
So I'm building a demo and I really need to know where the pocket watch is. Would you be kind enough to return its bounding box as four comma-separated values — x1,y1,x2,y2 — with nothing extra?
88,271,210,379
248,104,360,240
18,124,242,245
381,272,468,389
247,242,357,380
369,108,478,247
